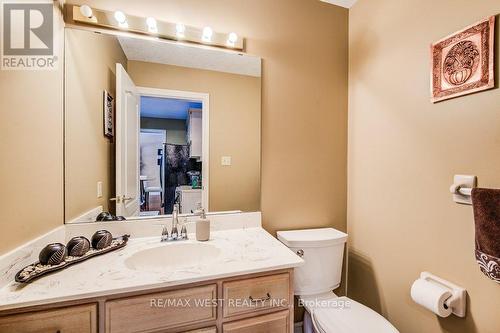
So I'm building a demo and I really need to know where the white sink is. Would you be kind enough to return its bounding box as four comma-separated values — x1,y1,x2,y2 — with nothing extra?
125,242,221,271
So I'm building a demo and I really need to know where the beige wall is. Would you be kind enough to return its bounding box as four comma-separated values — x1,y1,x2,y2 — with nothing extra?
68,0,348,234
65,29,127,222
348,1,500,332
0,2,64,254
141,118,187,145
0,0,348,255
128,61,261,212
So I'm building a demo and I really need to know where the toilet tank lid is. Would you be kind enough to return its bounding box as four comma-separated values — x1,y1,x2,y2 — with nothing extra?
277,228,348,248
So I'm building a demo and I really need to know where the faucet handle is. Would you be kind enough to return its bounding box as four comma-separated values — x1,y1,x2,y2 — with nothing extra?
161,226,169,241
171,226,178,239
180,224,187,240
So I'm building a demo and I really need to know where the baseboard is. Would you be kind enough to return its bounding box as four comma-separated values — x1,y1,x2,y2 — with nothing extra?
294,321,303,333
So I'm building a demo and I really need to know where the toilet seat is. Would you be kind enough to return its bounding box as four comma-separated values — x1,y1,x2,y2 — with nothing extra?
302,295,399,333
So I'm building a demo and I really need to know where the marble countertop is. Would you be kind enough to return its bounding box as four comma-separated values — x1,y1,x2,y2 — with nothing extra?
0,227,303,311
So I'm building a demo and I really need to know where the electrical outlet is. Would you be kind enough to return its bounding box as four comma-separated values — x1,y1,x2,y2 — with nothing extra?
97,181,103,198
221,156,232,166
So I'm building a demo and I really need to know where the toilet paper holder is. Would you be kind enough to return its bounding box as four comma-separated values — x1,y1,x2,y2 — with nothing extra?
419,272,467,317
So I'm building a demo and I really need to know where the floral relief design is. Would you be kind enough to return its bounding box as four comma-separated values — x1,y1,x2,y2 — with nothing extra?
476,250,500,284
430,16,495,102
443,40,480,85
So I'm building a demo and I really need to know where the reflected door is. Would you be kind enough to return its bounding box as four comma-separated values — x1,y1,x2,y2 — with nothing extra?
115,63,140,216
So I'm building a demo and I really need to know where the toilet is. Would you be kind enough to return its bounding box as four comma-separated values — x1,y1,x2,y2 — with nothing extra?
277,228,399,333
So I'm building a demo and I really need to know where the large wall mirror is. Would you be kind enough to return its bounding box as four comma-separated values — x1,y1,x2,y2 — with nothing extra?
64,27,261,223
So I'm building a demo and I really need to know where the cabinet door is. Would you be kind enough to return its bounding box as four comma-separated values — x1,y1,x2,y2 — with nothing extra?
188,109,202,158
179,190,203,214
222,311,289,333
0,304,97,333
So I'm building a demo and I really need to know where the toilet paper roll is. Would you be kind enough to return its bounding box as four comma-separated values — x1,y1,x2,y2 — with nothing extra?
411,278,453,317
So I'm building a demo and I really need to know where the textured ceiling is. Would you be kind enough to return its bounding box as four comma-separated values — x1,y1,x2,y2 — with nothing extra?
320,0,357,8
118,37,261,77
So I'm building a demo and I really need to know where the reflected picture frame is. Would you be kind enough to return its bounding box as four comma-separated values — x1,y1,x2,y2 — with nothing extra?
103,90,114,138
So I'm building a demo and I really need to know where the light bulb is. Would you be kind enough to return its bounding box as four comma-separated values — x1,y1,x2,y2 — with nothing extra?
202,26,213,42
146,17,157,33
79,5,93,19
114,11,126,24
227,32,238,46
176,23,186,38
228,32,238,43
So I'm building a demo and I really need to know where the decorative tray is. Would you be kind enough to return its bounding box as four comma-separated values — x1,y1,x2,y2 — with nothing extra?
15,234,130,283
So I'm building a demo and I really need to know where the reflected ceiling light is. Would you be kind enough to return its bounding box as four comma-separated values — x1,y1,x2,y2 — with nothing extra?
176,23,186,38
202,26,213,42
146,17,157,33
227,32,238,47
114,11,128,28
79,5,93,19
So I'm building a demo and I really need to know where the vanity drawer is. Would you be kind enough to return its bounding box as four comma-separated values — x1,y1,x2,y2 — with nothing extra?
0,304,97,333
222,273,290,318
184,327,217,333
222,310,289,333
105,284,217,333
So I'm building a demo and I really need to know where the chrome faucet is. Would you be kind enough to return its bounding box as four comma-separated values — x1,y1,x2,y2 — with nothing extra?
171,203,179,238
160,204,188,242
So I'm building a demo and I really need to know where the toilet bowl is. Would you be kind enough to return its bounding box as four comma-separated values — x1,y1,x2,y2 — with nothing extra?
301,293,398,333
277,228,399,333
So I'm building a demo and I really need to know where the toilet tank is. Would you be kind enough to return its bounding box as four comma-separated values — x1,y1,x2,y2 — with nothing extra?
277,228,348,296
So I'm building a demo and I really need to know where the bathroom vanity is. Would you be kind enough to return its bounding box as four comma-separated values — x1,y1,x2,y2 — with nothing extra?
0,224,302,333
0,269,293,333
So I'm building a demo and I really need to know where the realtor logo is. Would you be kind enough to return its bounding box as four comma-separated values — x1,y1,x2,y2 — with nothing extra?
1,1,57,70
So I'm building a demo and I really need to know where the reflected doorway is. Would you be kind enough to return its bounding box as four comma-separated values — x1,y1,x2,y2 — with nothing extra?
138,96,205,216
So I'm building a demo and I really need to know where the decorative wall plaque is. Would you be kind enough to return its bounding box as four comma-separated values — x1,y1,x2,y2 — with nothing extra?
431,16,495,103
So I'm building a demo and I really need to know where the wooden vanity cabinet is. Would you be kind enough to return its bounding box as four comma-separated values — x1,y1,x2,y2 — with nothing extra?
0,303,97,333
222,311,290,333
0,269,294,333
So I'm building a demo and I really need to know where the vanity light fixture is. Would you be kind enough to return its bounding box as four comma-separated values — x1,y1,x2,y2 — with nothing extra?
114,11,128,28
69,5,244,51
176,23,186,38
146,17,157,33
79,5,93,19
227,32,238,47
202,26,213,43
